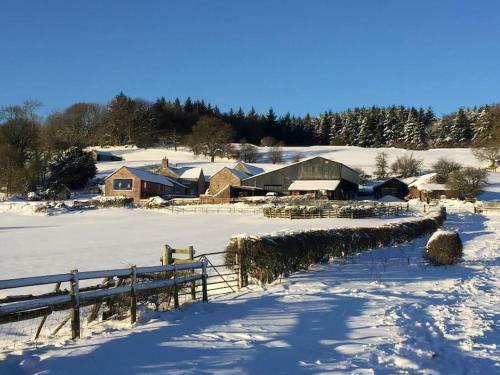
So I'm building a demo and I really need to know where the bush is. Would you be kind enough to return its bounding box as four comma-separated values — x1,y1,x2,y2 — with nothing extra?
73,195,134,209
226,209,446,284
145,196,169,208
431,158,462,184
47,147,97,190
446,167,488,199
424,230,462,265
390,153,423,178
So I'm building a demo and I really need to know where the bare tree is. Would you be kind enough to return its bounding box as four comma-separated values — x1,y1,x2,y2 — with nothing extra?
472,146,499,170
447,167,488,198
187,116,235,162
390,153,423,178
431,158,462,183
237,142,259,162
374,151,389,179
268,144,284,164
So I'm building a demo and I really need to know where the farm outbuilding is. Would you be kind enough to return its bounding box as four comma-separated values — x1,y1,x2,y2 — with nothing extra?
91,150,122,162
407,174,459,201
373,178,408,200
207,167,251,196
242,156,359,200
104,166,186,201
156,158,206,196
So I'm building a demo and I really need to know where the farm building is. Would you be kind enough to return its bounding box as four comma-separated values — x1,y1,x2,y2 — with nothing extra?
104,166,186,201
234,162,265,176
156,158,206,196
91,150,122,162
373,178,409,200
207,167,250,195
242,156,359,200
407,173,459,201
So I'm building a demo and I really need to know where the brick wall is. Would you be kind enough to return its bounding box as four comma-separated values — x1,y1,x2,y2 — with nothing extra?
208,168,241,195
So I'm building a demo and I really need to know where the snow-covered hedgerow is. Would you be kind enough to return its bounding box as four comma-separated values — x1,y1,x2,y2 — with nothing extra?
226,209,446,284
73,196,134,209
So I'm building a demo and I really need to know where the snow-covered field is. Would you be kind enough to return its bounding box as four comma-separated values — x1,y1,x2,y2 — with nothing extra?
93,145,486,179
0,208,418,283
1,212,498,374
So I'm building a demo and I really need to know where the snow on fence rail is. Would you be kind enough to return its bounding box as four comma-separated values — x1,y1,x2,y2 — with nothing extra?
0,262,208,341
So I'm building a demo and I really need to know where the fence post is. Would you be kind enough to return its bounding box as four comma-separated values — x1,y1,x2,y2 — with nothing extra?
130,265,137,324
173,266,179,308
235,252,241,290
237,238,248,287
188,246,196,300
202,262,208,302
162,245,173,265
70,269,80,340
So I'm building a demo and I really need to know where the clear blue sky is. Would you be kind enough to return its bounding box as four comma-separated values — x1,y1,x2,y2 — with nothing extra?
1,0,499,117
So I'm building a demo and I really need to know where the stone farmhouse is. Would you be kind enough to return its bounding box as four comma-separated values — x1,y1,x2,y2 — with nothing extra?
156,158,206,196
104,166,186,201
407,173,459,201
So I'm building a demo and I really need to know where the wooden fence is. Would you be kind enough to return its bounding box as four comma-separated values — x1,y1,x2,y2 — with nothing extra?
0,261,208,340
475,201,500,213
263,204,409,219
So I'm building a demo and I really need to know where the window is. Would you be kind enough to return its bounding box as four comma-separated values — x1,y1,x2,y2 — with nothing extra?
113,179,133,190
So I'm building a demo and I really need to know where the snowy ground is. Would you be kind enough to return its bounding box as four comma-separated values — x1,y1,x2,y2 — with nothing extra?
1,212,498,374
0,208,419,284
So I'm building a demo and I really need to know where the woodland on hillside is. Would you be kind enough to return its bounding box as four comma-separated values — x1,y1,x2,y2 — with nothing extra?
0,94,499,194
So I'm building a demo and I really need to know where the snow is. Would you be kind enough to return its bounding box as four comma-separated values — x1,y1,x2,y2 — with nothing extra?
378,194,405,202
92,145,484,181
478,172,500,201
288,179,340,191
179,167,202,180
2,212,498,374
0,208,416,283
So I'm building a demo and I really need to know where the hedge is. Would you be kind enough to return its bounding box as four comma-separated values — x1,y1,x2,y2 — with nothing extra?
225,208,446,284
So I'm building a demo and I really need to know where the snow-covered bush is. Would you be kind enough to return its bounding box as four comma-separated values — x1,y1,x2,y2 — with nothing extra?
42,184,72,200
145,196,169,208
226,209,446,284
338,205,375,217
27,191,41,201
424,230,462,265
74,196,134,209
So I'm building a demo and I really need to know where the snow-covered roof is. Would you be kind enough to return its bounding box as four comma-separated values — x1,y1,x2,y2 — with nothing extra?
372,178,407,189
408,173,449,191
179,167,203,180
378,195,405,202
106,166,185,188
288,180,341,191
235,162,265,176
230,168,250,180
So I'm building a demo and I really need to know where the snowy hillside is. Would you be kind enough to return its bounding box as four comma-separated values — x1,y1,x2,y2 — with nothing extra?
92,145,485,179
2,212,498,374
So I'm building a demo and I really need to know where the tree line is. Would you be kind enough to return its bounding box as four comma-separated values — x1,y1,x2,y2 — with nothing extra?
1,93,499,195
33,93,500,150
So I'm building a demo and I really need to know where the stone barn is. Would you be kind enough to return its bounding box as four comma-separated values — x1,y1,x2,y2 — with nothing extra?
408,173,459,201
207,167,250,196
242,156,359,200
104,166,186,201
373,178,409,200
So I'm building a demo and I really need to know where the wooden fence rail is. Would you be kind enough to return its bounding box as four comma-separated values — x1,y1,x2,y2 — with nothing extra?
0,261,208,340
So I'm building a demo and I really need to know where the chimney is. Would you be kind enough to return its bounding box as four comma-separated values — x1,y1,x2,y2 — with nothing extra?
162,157,169,169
